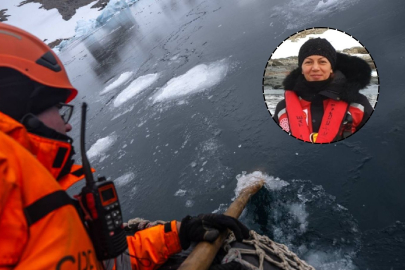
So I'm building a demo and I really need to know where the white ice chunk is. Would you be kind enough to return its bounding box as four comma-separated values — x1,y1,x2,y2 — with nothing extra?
87,134,117,159
101,72,133,95
114,73,159,107
114,172,135,187
174,189,186,197
153,59,228,102
185,200,194,207
111,105,135,120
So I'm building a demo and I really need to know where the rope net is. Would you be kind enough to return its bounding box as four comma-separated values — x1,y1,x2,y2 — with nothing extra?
221,230,315,270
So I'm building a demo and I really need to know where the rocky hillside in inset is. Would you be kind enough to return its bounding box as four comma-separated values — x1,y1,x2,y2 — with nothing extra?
0,9,10,21
288,28,328,42
264,48,378,89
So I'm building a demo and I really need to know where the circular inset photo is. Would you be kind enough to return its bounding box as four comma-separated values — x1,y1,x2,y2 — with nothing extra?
263,28,379,144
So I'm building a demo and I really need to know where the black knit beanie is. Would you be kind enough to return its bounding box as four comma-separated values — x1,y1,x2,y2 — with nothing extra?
0,67,70,121
298,38,337,69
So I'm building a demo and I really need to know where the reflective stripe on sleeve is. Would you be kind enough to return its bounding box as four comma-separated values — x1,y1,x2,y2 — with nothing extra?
278,108,286,119
350,103,364,112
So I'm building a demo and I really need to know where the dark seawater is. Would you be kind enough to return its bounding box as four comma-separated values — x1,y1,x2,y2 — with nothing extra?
60,0,405,269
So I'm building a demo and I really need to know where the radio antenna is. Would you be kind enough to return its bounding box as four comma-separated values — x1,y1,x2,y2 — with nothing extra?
80,102,95,184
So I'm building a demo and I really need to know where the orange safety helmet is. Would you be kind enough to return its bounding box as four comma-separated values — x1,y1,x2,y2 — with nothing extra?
0,23,77,103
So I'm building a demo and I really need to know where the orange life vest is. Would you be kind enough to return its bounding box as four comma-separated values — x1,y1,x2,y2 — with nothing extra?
282,91,354,143
0,128,103,269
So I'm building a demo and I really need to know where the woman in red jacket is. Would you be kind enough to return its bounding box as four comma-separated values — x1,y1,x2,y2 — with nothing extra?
274,38,373,143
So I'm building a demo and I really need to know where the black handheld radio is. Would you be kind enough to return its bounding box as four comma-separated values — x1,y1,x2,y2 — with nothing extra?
79,102,127,260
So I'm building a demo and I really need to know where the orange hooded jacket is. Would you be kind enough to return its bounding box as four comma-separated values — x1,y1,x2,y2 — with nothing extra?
0,112,181,270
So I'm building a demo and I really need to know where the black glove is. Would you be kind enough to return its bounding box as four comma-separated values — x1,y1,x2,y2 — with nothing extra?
179,214,249,250
209,261,246,270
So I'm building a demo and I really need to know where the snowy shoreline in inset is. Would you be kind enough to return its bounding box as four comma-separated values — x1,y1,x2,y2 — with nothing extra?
272,29,365,59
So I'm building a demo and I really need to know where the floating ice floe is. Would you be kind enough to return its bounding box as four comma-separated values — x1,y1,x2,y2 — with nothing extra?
101,72,133,95
114,172,135,187
153,59,228,102
114,73,160,107
86,134,117,159
174,189,187,197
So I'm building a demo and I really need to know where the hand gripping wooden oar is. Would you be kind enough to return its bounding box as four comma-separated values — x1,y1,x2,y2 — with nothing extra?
178,179,265,270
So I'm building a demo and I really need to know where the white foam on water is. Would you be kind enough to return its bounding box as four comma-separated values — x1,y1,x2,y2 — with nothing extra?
234,171,289,197
271,179,359,270
111,104,135,120
114,73,159,107
153,59,228,103
213,172,359,269
101,72,133,95
304,250,358,270
201,139,219,153
212,203,228,214
288,203,308,233
114,172,135,187
185,200,194,207
174,189,186,197
99,155,109,163
87,134,117,159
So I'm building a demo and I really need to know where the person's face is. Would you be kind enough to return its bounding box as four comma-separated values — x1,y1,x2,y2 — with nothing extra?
301,55,332,81
36,106,72,135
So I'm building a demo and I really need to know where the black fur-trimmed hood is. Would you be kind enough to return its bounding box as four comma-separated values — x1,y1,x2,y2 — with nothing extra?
283,52,371,103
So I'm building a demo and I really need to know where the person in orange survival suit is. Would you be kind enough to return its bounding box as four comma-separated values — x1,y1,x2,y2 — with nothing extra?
0,23,249,270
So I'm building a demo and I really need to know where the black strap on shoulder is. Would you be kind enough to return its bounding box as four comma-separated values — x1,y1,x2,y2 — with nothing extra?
24,190,74,227
164,222,172,233
71,167,84,177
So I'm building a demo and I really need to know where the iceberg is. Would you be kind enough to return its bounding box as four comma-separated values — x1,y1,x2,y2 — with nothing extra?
57,0,138,51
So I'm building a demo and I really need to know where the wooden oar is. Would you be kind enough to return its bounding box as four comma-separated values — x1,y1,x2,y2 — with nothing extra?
178,179,265,270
